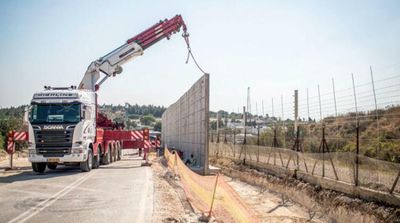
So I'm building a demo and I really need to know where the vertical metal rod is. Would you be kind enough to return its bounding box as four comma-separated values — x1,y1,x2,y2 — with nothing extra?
243,106,247,145
322,126,325,177
307,88,311,151
281,95,286,148
318,85,323,121
208,173,220,217
307,88,310,121
257,125,260,162
216,113,219,143
318,85,324,177
233,128,236,158
332,78,339,151
9,152,13,170
294,90,299,133
370,66,380,155
272,97,275,117
351,73,359,122
262,100,265,117
256,102,258,117
352,73,360,186
370,66,381,184
355,124,359,186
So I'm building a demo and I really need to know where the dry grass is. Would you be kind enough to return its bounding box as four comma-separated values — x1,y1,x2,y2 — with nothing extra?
210,157,400,223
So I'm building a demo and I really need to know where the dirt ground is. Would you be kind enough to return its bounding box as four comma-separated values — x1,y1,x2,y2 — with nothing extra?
151,155,202,223
225,177,327,223
211,157,400,223
0,151,31,178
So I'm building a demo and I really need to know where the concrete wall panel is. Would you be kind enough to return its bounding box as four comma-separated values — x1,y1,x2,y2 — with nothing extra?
162,74,209,174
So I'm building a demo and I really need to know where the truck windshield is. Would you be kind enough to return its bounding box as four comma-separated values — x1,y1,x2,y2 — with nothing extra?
30,104,81,124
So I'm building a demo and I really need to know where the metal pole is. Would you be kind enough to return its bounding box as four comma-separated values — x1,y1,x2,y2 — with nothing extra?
352,73,359,186
208,173,220,218
370,66,380,155
243,106,247,145
355,123,359,186
307,88,311,151
281,95,286,148
271,97,274,117
351,73,359,121
294,90,299,133
216,113,219,143
318,85,324,177
257,125,260,162
322,126,325,177
332,78,339,151
233,128,236,158
370,66,381,184
318,85,323,121
262,100,264,117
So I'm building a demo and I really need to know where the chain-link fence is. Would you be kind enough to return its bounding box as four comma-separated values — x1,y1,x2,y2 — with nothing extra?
209,128,400,196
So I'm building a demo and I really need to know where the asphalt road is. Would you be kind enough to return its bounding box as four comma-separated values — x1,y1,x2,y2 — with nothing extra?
0,152,154,223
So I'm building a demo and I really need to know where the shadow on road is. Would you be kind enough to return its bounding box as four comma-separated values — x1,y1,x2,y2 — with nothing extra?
0,165,83,184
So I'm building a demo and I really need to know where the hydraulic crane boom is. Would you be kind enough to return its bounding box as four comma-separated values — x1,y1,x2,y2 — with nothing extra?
79,15,187,91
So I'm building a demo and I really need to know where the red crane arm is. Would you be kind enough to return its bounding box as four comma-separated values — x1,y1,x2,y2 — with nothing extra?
127,15,187,50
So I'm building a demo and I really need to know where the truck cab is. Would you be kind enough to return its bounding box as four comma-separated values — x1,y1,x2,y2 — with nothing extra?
27,86,96,173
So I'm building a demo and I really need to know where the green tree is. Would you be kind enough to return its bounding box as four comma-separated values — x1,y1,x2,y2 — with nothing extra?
154,121,162,131
140,115,156,126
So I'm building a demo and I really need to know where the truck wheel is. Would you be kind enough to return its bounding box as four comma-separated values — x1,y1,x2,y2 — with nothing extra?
102,150,110,165
32,162,46,173
117,145,121,161
47,164,57,170
80,149,93,172
93,148,100,169
113,146,117,162
110,148,114,163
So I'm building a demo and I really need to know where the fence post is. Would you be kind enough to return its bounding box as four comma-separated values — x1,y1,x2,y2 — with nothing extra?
355,122,359,186
322,126,325,178
233,130,236,158
257,125,260,162
390,170,400,194
224,129,227,143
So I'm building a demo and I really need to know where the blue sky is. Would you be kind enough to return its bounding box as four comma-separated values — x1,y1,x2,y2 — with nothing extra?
0,0,399,118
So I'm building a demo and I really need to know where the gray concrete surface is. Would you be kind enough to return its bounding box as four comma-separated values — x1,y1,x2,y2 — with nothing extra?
0,153,153,223
162,73,209,174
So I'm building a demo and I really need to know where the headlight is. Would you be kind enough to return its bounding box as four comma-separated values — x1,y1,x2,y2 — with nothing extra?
71,148,83,154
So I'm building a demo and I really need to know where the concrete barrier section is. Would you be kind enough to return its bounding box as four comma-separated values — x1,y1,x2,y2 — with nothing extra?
162,74,209,174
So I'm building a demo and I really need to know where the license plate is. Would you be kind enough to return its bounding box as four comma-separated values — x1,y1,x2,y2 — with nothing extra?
47,158,60,163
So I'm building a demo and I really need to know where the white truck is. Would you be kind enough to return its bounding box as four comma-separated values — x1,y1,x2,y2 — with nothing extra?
23,15,188,173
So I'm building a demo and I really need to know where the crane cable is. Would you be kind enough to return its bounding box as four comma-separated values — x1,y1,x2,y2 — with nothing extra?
182,32,208,75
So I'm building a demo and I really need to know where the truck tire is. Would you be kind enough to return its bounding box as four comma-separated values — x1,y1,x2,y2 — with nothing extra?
80,149,93,172
117,144,121,161
93,147,100,169
32,162,46,173
102,150,110,165
47,164,57,170
110,147,114,163
113,145,117,162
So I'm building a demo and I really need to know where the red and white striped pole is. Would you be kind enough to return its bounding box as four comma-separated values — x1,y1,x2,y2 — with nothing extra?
7,131,15,170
